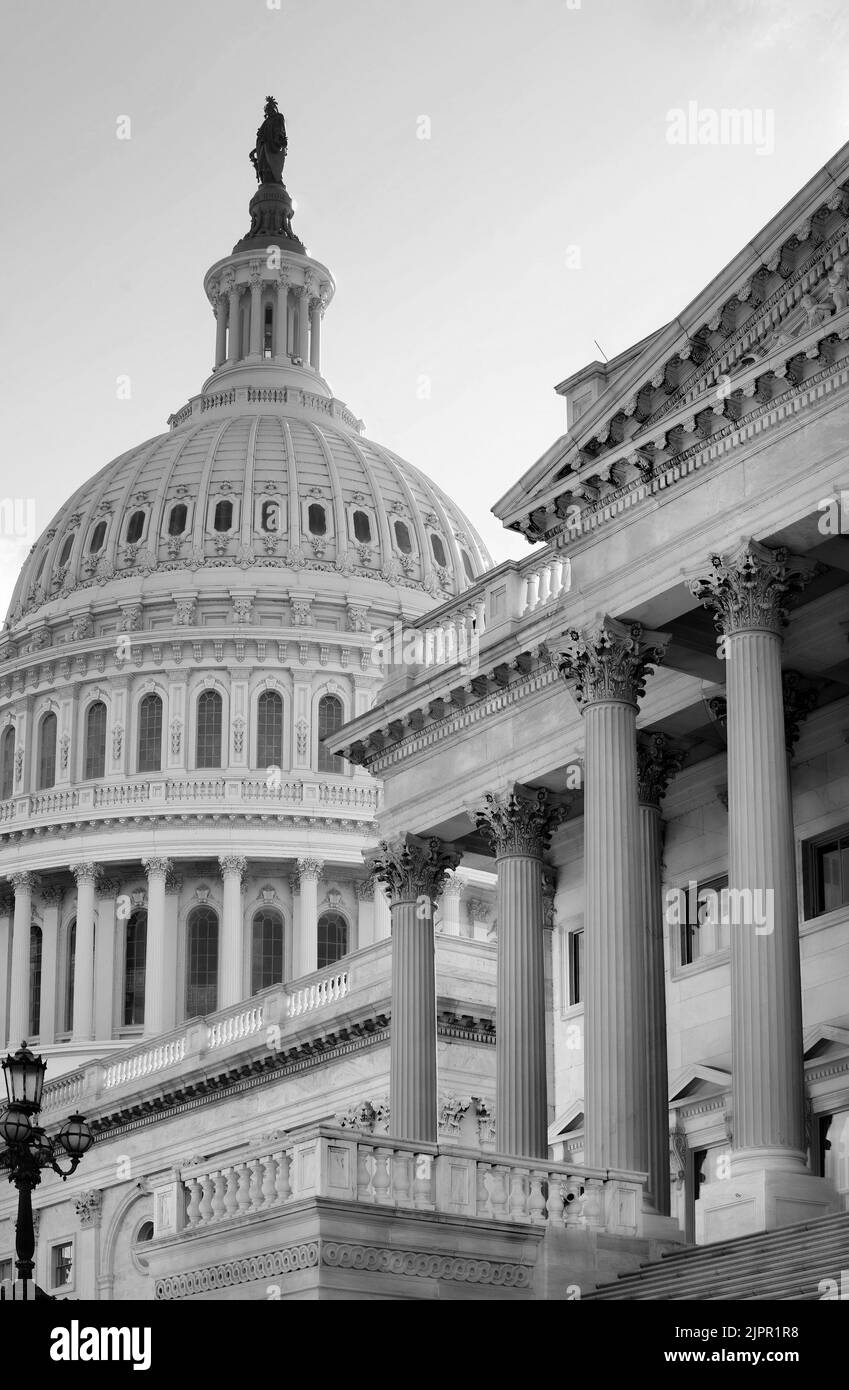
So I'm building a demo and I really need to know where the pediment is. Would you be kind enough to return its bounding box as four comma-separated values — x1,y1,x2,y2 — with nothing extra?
548,1100,584,1141
668,1063,730,1105
804,1023,849,1061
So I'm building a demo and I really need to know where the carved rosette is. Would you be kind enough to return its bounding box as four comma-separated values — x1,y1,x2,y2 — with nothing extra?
636,732,684,808
782,669,819,753
557,615,670,708
142,856,171,880
687,538,815,637
370,833,461,906
218,855,248,882
74,1190,103,1228
474,783,568,860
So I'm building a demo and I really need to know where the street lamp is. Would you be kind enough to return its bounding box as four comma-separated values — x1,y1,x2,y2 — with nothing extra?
0,1043,94,1295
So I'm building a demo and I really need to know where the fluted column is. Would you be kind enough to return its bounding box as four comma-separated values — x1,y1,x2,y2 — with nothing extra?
296,858,323,975
214,295,227,367
142,857,170,1037
218,856,247,1008
355,878,375,948
274,274,290,359
439,871,463,937
373,880,392,941
248,266,263,357
94,879,119,1040
38,886,61,1046
637,734,683,1216
558,616,669,1180
8,872,38,1045
227,283,242,363
372,834,461,1142
0,890,13,1047
297,288,309,361
309,297,323,371
475,786,568,1158
70,863,101,1042
689,540,814,1175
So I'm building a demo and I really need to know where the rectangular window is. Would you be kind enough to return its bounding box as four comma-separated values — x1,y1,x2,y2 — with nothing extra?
804,826,849,918
0,1259,12,1283
568,928,583,1006
680,874,729,966
51,1242,73,1289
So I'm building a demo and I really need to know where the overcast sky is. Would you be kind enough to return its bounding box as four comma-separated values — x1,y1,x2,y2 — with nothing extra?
2,0,849,615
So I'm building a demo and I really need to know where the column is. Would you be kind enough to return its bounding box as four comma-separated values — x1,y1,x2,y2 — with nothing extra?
39,887,61,1046
558,616,670,1180
355,878,375,949
296,858,323,976
637,733,683,1217
93,879,119,1041
689,539,836,1234
476,785,567,1158
248,267,263,358
439,870,463,937
0,889,12,1047
373,881,391,941
8,872,38,1045
162,870,181,1034
372,834,461,1143
214,295,227,368
297,288,309,361
142,858,170,1037
218,856,247,1008
70,863,101,1042
227,283,242,363
309,298,323,371
274,275,290,359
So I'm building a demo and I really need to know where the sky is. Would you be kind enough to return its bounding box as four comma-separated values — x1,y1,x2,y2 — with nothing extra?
2,0,849,615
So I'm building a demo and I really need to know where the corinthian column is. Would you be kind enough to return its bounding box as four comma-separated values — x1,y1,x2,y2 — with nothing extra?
70,863,101,1041
296,858,323,975
372,834,461,1142
218,856,247,1008
227,282,242,363
475,785,568,1158
214,294,227,368
248,265,263,358
142,857,170,1037
8,872,39,1045
637,733,682,1217
558,615,669,1181
688,539,836,1234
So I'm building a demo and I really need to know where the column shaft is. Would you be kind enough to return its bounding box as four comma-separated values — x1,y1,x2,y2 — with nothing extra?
71,866,98,1042
214,299,227,367
227,288,241,363
297,291,309,360
390,898,437,1142
143,859,169,1037
373,884,391,941
496,853,547,1158
218,857,246,1008
8,875,35,1044
275,282,289,358
93,889,117,1040
639,801,670,1214
309,302,322,370
249,280,263,356
297,867,320,975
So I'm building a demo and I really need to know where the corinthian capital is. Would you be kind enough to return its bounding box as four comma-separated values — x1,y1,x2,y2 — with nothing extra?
10,871,40,895
218,855,248,882
686,538,815,637
370,834,461,906
70,862,101,886
637,732,683,808
556,615,670,708
142,856,171,880
474,783,568,859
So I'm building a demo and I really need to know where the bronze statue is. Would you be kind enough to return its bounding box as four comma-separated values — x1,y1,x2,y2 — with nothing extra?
250,96,288,184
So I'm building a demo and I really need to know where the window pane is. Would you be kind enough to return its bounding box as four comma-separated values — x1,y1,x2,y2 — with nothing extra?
126,510,145,544
58,534,75,566
317,912,348,970
85,702,107,780
308,503,326,536
89,521,107,554
353,510,371,543
186,907,218,1017
817,840,844,913
168,503,187,536
569,928,583,1006
124,910,147,1026
0,727,15,799
213,500,233,532
29,926,42,1036
196,690,222,768
251,911,283,994
430,534,447,568
137,695,162,772
394,520,412,554
38,713,57,790
317,695,343,773
52,1243,73,1288
257,691,283,768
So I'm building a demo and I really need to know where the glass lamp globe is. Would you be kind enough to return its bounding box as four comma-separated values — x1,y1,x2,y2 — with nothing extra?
57,1113,94,1157
0,1103,33,1147
29,1126,55,1165
2,1043,46,1113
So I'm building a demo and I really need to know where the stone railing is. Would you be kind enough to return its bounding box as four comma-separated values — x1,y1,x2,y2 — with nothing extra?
207,1005,265,1050
154,1128,646,1241
287,971,349,1018
103,1037,187,1090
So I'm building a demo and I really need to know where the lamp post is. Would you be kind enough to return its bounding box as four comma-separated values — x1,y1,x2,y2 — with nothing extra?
0,1043,94,1297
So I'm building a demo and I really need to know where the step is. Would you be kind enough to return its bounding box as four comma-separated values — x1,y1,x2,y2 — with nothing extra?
595,1235,849,1297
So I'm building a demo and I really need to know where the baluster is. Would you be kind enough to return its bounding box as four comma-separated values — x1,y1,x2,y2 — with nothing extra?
537,564,552,607
564,1177,582,1224
550,557,564,600
413,1153,434,1209
392,1149,412,1207
274,1150,291,1204
249,1156,264,1210
546,1174,565,1227
529,1172,547,1224
508,1167,529,1220
211,1169,227,1222
475,1161,491,1217
198,1173,214,1225
261,1153,277,1206
372,1147,391,1204
185,1176,202,1228
223,1166,239,1217
357,1145,373,1200
490,1165,509,1218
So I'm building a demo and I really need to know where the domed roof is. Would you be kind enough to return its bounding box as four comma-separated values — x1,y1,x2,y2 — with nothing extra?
7,400,492,629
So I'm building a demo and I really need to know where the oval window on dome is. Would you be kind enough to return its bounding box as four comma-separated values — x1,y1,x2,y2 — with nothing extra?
34,551,48,585
126,510,145,544
430,533,447,568
168,503,187,537
214,500,233,533
58,534,75,568
461,550,474,581
308,503,326,537
353,510,371,544
88,521,107,555
394,520,412,555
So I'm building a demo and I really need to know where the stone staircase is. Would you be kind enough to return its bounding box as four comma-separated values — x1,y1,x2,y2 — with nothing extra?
585,1211,849,1300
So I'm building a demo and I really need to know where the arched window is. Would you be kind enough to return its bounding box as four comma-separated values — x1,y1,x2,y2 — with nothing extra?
462,550,475,581
257,690,283,768
29,925,42,1037
261,500,279,532
430,533,447,568
394,519,412,554
58,533,75,567
123,909,147,1026
307,502,326,536
38,711,57,790
317,695,344,773
34,551,48,585
196,690,222,768
317,911,348,970
64,919,77,1033
135,1221,154,1245
263,302,273,358
126,510,145,544
0,726,15,799
353,510,372,543
186,907,219,1017
167,503,187,536
137,694,163,773
213,499,233,532
251,910,284,994
88,521,107,555
84,701,107,780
